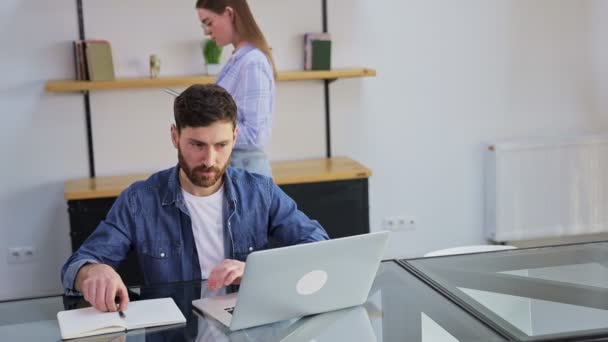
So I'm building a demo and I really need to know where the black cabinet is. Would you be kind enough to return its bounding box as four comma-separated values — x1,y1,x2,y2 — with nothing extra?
67,197,143,286
280,179,369,239
67,178,369,286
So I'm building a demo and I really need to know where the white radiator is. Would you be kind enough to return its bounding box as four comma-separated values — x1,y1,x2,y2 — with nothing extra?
485,135,608,242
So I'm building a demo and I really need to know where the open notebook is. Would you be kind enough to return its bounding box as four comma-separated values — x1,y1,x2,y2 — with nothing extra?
57,297,186,340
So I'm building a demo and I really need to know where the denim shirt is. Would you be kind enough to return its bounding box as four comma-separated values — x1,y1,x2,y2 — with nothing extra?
61,166,329,293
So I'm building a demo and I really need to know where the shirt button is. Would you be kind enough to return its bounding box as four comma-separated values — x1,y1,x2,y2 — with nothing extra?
160,252,165,258
249,247,253,251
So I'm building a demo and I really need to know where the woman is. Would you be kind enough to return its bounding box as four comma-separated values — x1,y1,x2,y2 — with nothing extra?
196,0,276,177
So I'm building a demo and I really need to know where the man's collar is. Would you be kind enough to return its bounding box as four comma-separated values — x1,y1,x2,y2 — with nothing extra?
161,166,181,206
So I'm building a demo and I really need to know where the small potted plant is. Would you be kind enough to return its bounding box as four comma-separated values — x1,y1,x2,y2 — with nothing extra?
202,39,223,75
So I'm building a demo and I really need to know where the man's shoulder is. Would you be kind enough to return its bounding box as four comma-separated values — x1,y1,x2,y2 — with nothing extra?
225,167,276,207
226,166,273,185
125,166,176,195
225,167,276,195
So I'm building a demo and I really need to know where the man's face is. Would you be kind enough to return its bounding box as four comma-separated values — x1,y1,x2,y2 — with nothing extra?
172,121,236,188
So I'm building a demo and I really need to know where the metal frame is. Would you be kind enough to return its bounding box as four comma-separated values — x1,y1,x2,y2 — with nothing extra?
321,0,333,158
76,0,95,177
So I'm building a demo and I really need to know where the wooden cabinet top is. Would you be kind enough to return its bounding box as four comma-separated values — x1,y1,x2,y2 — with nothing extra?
64,157,372,200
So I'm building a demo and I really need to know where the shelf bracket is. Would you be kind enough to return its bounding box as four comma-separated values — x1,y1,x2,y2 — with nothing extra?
77,0,96,177
322,0,332,158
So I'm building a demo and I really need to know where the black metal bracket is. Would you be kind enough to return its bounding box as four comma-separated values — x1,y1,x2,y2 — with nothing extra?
321,0,332,158
77,0,96,178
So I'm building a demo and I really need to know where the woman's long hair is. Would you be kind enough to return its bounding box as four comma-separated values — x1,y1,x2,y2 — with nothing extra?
196,0,277,79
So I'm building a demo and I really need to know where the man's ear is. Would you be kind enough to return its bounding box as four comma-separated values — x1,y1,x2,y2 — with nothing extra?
171,124,179,148
233,125,239,145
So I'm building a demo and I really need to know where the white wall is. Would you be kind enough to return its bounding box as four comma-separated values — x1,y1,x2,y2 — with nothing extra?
328,0,608,259
0,0,87,300
1,0,607,299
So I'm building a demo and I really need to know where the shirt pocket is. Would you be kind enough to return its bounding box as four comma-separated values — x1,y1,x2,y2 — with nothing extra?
139,240,182,260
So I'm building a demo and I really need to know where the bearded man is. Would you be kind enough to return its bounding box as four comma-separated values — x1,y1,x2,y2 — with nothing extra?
61,84,328,313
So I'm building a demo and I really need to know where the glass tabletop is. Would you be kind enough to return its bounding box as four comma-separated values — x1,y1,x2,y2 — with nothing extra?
400,241,608,341
0,261,507,341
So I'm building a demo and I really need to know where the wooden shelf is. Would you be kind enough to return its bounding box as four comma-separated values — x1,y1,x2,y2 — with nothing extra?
64,157,372,200
45,68,376,93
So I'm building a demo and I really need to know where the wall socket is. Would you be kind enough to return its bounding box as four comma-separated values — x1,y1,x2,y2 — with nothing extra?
7,246,37,264
382,216,416,232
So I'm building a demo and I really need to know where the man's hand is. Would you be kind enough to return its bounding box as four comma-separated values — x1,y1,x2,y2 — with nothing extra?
75,263,129,312
207,259,245,291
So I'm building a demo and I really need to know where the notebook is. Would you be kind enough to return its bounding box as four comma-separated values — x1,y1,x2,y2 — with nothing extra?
311,39,331,70
193,231,389,331
303,32,331,70
56,297,186,340
84,40,115,81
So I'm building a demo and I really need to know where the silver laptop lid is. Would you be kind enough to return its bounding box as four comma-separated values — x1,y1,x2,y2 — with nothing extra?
229,231,389,330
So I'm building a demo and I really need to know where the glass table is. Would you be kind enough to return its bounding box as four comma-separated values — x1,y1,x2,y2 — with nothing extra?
400,242,608,341
0,261,506,341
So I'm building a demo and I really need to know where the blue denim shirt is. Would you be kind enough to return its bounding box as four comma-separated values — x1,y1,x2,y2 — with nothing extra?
61,166,329,293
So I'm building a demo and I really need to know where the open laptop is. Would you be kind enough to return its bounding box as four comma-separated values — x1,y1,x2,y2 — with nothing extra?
192,231,389,331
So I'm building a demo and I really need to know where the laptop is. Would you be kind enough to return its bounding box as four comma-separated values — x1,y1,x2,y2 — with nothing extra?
192,231,389,331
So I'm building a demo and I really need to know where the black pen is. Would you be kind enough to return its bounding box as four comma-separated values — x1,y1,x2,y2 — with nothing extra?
115,298,126,319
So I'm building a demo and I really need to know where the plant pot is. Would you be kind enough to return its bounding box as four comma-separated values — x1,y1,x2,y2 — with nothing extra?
206,64,222,76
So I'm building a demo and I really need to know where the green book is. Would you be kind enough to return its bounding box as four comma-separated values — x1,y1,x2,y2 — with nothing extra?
311,39,331,71
85,41,115,81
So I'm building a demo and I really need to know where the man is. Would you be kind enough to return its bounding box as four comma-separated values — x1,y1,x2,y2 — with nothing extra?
61,84,329,313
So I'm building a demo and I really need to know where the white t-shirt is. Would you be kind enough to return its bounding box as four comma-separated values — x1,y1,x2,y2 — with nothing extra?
182,185,225,279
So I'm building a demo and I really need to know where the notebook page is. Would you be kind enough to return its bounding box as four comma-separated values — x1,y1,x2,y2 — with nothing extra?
57,307,125,339
123,298,186,330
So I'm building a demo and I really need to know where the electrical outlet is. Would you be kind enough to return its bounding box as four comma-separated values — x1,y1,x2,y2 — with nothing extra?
22,246,36,262
7,247,22,264
396,216,416,231
382,217,397,231
6,246,37,264
382,216,416,232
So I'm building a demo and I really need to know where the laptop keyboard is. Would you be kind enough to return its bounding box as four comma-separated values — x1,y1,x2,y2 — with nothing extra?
224,307,235,315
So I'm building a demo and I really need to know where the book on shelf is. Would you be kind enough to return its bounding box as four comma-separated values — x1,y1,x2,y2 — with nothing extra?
73,39,116,81
304,32,331,71
72,41,87,81
56,297,186,340
311,40,331,70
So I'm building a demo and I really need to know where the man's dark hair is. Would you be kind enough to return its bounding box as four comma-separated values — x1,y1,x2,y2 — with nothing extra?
173,84,237,132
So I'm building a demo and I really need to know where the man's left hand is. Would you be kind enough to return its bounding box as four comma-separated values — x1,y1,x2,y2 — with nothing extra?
207,259,245,291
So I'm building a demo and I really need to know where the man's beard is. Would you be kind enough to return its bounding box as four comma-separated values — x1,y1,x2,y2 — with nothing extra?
177,147,228,188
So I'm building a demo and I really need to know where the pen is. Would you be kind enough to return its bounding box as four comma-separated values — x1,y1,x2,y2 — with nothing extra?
115,298,126,319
